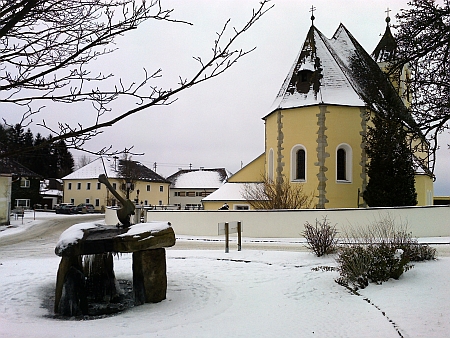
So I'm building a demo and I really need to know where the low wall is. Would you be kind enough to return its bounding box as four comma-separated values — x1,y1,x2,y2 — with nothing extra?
141,206,450,238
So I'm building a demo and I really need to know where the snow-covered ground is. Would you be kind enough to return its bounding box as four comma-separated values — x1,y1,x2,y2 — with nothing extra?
1,212,449,337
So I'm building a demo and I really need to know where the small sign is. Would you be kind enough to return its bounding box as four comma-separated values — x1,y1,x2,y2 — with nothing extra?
218,221,243,235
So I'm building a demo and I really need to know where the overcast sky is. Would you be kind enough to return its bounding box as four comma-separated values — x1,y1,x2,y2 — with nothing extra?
10,1,450,195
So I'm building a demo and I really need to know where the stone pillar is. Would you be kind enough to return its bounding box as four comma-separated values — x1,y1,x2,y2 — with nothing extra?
54,255,87,316
315,104,330,209
133,248,167,305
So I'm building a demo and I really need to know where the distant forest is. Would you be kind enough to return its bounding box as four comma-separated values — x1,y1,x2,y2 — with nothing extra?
0,124,74,178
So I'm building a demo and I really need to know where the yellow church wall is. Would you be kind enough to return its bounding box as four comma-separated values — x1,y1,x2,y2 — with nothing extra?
415,173,434,206
264,105,366,209
228,153,265,183
275,106,320,200
264,106,319,193
324,105,365,208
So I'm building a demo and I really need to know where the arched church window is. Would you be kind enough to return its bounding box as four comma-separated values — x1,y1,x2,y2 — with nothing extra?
296,149,306,180
336,144,352,182
291,145,307,182
268,148,274,181
337,148,346,181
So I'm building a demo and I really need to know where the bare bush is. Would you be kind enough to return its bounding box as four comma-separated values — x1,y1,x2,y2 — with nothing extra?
302,217,338,257
242,175,314,209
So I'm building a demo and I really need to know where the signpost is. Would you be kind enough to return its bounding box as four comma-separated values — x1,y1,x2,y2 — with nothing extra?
218,221,243,253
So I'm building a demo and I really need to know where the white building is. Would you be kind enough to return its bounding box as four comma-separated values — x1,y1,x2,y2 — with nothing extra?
167,168,229,209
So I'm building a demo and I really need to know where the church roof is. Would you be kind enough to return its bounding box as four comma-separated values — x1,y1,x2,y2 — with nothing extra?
267,23,416,131
269,24,365,113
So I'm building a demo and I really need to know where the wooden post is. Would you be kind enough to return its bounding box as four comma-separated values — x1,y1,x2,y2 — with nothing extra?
225,222,229,253
237,221,242,251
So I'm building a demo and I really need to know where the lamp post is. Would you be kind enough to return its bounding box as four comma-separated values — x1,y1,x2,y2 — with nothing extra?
126,179,131,200
135,189,140,204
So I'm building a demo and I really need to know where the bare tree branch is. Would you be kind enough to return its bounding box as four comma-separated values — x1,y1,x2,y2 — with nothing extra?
0,0,273,159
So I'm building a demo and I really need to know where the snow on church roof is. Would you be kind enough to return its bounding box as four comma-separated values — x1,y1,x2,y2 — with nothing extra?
167,168,229,189
267,22,410,117
269,24,365,113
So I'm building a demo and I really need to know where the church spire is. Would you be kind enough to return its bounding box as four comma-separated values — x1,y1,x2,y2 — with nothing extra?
372,8,397,62
310,5,316,26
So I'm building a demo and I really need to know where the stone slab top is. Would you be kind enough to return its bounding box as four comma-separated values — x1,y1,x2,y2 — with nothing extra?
55,221,176,257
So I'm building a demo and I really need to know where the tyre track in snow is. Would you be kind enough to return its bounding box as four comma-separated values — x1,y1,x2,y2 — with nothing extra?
0,215,103,260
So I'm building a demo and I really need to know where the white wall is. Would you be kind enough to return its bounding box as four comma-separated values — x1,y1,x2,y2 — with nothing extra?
141,206,450,238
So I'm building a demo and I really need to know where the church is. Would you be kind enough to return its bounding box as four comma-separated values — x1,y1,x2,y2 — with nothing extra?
202,13,434,210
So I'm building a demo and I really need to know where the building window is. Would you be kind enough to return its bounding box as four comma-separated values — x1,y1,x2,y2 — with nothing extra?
268,148,274,181
95,199,100,207
291,145,307,182
233,204,250,210
159,200,163,205
186,191,195,197
296,70,314,93
196,191,210,197
296,149,306,180
86,182,91,190
144,200,148,205
121,183,135,191
97,182,101,190
68,182,72,190
337,149,346,180
85,198,90,204
112,183,117,190
77,182,81,190
20,178,30,188
146,185,150,192
70,198,74,204
336,144,352,182
159,186,164,192
15,199,30,208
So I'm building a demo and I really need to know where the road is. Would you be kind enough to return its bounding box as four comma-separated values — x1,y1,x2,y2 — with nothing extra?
0,215,103,260
1,214,448,259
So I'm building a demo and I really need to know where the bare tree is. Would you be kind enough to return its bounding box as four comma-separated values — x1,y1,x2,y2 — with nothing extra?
242,175,314,209
76,154,91,170
0,0,272,158
393,0,450,173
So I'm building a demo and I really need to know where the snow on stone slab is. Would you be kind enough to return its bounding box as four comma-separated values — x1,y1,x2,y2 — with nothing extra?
118,221,171,237
55,222,98,253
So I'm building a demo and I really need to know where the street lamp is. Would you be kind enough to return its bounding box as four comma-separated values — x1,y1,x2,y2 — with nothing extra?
126,179,131,199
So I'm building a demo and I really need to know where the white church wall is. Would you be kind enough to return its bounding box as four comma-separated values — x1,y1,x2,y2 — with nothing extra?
142,206,450,238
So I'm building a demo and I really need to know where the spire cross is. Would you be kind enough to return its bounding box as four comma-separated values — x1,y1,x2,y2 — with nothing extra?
310,5,316,24
385,7,392,26
385,7,391,18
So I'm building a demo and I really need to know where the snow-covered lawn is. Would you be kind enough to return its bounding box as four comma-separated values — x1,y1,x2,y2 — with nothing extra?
0,213,449,337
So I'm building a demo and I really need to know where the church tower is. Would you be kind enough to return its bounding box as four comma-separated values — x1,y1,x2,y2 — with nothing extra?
372,10,412,107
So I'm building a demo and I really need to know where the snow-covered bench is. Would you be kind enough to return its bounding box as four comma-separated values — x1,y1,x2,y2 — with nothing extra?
54,221,175,316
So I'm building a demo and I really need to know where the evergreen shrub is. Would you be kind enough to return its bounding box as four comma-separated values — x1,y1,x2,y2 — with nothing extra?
335,215,435,290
